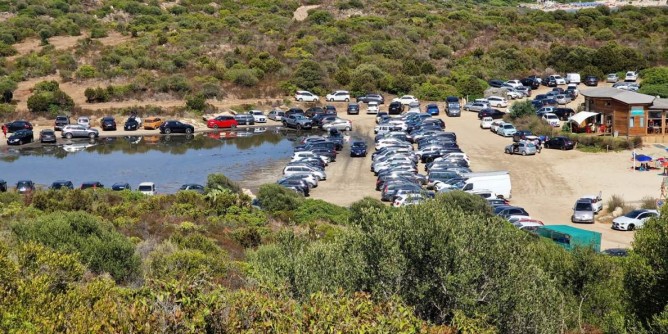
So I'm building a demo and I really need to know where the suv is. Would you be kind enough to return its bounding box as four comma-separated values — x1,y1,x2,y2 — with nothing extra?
521,77,540,89
446,96,461,117
294,90,319,102
283,114,313,130
16,180,35,194
388,101,402,115
54,116,70,131
583,75,598,86
625,71,638,82
326,90,350,102
356,93,384,104
62,124,99,139
50,180,74,190
101,116,117,131
5,120,33,133
347,103,360,115
234,114,255,125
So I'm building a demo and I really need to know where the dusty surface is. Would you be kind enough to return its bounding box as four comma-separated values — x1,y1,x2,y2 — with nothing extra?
293,5,320,21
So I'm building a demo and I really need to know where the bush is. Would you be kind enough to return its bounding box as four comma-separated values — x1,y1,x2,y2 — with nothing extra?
11,211,140,283
349,197,386,224
206,173,241,194
90,25,108,38
508,100,536,120
294,199,350,225
607,194,625,212
257,184,304,213
223,68,260,87
640,196,658,210
186,93,207,111
75,64,97,80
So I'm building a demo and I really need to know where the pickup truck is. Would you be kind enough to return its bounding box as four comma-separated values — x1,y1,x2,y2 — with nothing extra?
282,114,313,130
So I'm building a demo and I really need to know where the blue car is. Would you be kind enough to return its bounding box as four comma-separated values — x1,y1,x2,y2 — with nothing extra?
426,104,440,116
350,141,367,157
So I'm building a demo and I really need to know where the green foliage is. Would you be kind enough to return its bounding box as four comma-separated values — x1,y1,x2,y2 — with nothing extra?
0,41,16,56
75,64,97,79
11,211,139,282
349,197,386,225
293,199,350,225
508,100,536,120
291,60,324,92
308,10,334,25
507,114,556,137
185,93,207,111
257,184,304,213
413,82,458,101
0,77,17,103
639,84,668,98
26,80,74,113
223,68,260,87
456,75,487,99
205,173,241,194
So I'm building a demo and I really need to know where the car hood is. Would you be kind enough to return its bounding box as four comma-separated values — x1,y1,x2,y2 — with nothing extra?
612,216,636,225
573,210,593,217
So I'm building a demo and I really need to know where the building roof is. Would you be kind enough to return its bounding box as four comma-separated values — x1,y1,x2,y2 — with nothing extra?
581,87,655,104
652,98,668,109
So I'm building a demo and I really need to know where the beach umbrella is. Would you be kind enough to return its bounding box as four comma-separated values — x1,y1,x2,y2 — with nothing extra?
636,155,653,162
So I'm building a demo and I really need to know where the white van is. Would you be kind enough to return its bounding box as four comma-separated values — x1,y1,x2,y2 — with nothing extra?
138,182,156,196
565,73,581,84
460,171,512,199
486,96,508,108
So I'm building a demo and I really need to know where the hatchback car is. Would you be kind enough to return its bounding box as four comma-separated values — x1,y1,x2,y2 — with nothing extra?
294,90,319,102
179,183,205,194
425,104,440,116
480,117,493,129
101,116,117,131
487,96,508,108
367,102,379,114
143,117,163,130
62,125,99,139
81,181,104,190
54,116,70,131
267,110,285,121
5,120,33,133
39,129,57,143
249,110,267,123
208,115,238,128
322,118,352,131
612,209,659,231
124,117,140,131
607,73,619,83
50,180,74,190
7,129,34,145
350,141,367,157
160,120,195,134
497,123,517,137
16,180,35,194
544,136,575,150
326,90,350,102
477,108,505,120
346,103,360,115
77,116,91,129
111,182,131,191
572,199,595,223
583,75,598,86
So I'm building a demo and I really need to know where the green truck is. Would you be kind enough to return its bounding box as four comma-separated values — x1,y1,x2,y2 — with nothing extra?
535,225,601,252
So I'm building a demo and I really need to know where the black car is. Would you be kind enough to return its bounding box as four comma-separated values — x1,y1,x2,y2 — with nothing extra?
545,78,557,87
513,130,532,142
347,103,360,115
101,116,117,131
350,141,367,157
583,75,598,86
0,179,6,192
39,129,57,143
54,115,70,131
16,180,35,194
159,120,195,134
7,129,34,145
81,181,104,190
179,183,205,194
234,114,255,125
602,248,629,257
111,182,132,191
124,117,140,131
477,108,505,120
521,77,541,89
50,180,74,190
324,105,337,114
278,179,310,196
356,93,384,104
553,108,575,121
544,136,575,150
488,79,504,88
5,120,33,133
388,101,403,115
285,108,305,117
305,107,325,118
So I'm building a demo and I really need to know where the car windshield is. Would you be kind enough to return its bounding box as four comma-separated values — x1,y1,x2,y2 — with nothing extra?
17,181,31,187
625,210,646,218
352,142,365,147
575,202,593,211
138,185,153,191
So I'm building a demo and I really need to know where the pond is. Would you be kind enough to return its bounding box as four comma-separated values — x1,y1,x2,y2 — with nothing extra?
0,127,305,193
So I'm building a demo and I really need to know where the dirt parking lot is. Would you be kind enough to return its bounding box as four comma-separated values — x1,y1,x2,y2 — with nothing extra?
309,92,666,250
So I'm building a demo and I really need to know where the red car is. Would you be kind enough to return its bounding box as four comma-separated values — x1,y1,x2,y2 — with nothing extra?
207,115,238,129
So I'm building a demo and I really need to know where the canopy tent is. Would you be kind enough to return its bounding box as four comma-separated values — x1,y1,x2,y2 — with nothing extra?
568,111,600,126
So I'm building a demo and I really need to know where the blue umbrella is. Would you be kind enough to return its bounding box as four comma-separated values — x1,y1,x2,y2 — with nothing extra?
636,154,652,162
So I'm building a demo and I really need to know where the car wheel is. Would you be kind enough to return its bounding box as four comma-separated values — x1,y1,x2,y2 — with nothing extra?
297,124,302,130
213,124,219,129
185,128,193,134
299,98,303,102
505,149,510,154
232,124,237,128
164,128,171,134
329,98,333,102
88,133,95,139
65,133,72,139
561,145,566,151
522,151,527,156
345,98,349,102
345,126,351,131
628,224,635,231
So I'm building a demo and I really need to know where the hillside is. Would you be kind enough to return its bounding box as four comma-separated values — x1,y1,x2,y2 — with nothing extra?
0,0,666,116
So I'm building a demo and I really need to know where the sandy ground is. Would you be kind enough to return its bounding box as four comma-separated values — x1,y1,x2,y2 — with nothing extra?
293,5,320,21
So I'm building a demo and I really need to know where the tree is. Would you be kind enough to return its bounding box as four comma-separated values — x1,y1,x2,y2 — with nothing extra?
456,75,487,99
186,93,207,111
206,173,241,194
509,100,536,120
257,184,303,213
0,77,17,103
291,60,324,91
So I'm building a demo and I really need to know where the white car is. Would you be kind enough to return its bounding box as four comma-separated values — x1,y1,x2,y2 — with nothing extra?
625,71,638,82
506,89,522,100
249,110,267,123
606,73,619,83
77,116,91,129
480,116,493,129
325,90,351,102
322,118,352,131
392,95,419,105
138,182,156,196
549,75,567,85
434,152,470,164
505,80,523,88
392,193,426,207
292,151,330,165
367,101,379,114
580,194,603,213
490,120,505,133
487,96,508,108
541,113,560,127
612,209,659,231
294,90,319,102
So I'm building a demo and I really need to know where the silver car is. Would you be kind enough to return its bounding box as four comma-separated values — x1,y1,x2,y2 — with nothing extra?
464,102,490,112
267,109,284,121
505,141,537,156
61,124,99,139
571,199,594,223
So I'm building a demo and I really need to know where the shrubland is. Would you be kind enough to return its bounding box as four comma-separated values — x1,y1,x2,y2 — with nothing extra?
1,176,668,332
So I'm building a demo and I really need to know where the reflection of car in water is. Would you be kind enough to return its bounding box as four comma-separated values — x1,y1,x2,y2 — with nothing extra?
62,142,96,153
253,127,267,133
236,131,253,137
144,135,161,144
124,136,142,144
161,134,195,143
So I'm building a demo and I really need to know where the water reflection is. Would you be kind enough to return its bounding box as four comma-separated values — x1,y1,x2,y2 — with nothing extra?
0,127,307,193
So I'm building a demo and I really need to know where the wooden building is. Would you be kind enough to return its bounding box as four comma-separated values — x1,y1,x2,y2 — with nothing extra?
581,88,661,137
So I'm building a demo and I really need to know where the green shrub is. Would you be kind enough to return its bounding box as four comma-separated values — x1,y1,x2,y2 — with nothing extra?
11,211,139,283
0,42,17,56
75,64,97,80
349,197,386,225
206,173,241,194
257,184,304,213
294,199,350,225
90,25,108,38
607,194,625,212
186,93,207,111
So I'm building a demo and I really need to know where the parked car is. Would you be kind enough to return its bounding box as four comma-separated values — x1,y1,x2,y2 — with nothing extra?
322,118,352,131
555,95,571,105
100,116,117,131
583,75,598,86
487,96,508,108
407,101,421,113
159,120,195,134
294,90,319,102
613,82,640,91
355,93,383,104
541,113,561,127
350,141,367,157
625,71,639,82
465,102,490,113
579,194,603,213
138,182,156,196
144,117,163,129
477,108,505,120
494,205,530,219
179,183,205,194
283,114,313,130
16,180,35,194
490,120,506,133
565,73,581,84
39,129,56,143
497,123,517,137
77,116,91,129
54,115,70,131
234,114,255,126
521,77,540,89
347,103,360,115
326,90,350,102
388,101,402,115
607,73,619,83
7,129,34,145
62,125,99,139
50,180,74,190
425,104,440,116
81,181,104,190
249,110,267,123
571,199,595,223
367,101,380,114
480,117,493,129
505,79,523,88
124,117,140,131
208,115,238,128
393,95,419,105
488,79,504,88
544,136,575,150
267,109,285,121
505,141,537,156
612,209,658,231
5,120,33,133
111,182,132,191
549,75,566,85
0,180,6,192
305,107,325,118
